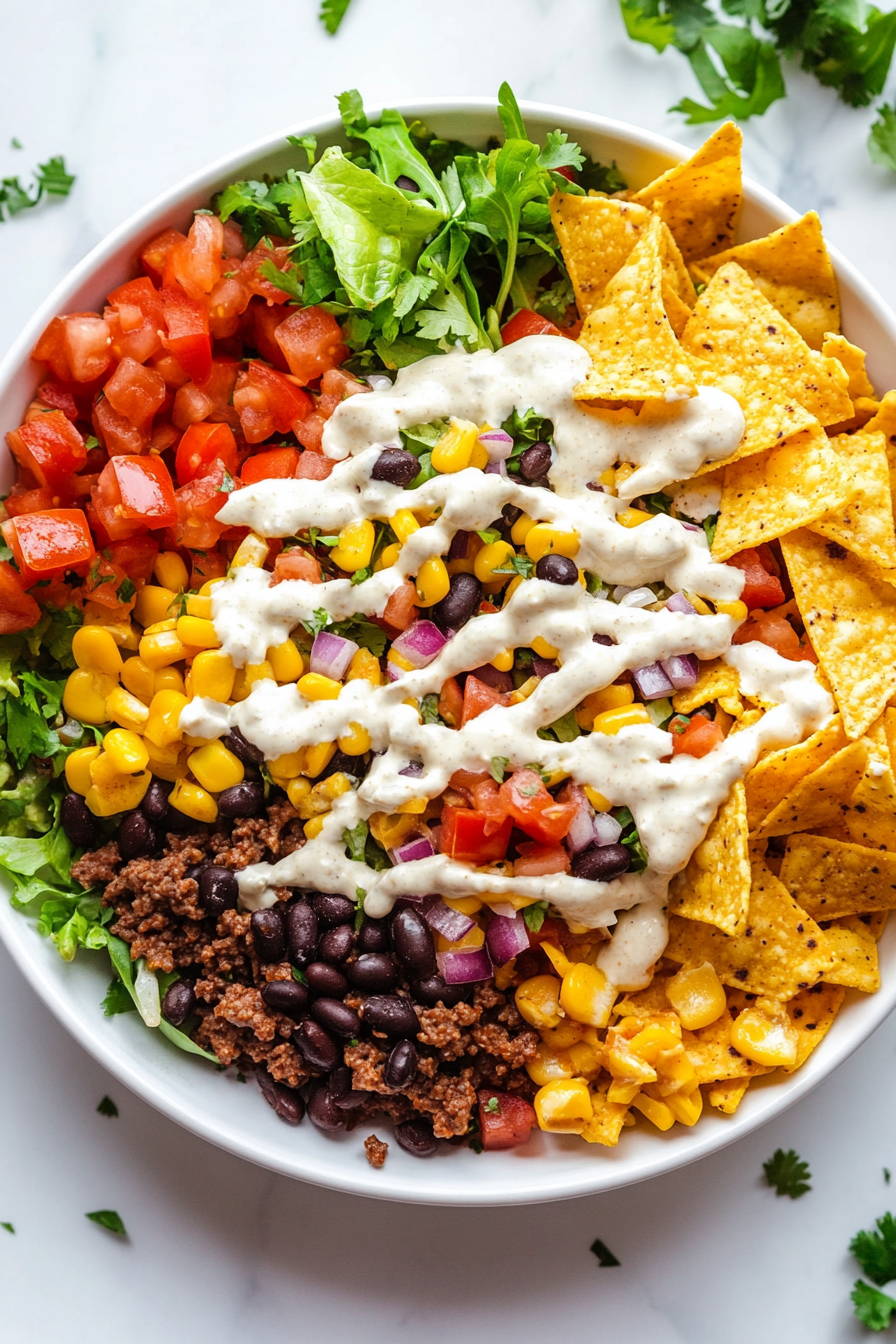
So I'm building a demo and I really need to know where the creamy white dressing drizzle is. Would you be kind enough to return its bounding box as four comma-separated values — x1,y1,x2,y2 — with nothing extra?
185,337,832,989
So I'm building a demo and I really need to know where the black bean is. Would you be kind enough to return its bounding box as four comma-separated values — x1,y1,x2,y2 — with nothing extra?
362,994,420,1038
395,174,419,193
535,553,579,585
447,530,471,563
571,842,632,882
285,901,318,965
306,1079,346,1132
118,810,157,861
217,780,264,817
391,908,436,977
164,805,196,833
198,865,239,916
140,778,171,822
319,923,354,965
395,1118,437,1157
371,447,420,486
319,749,368,781
313,893,355,927
519,441,552,480
502,503,522,527
261,980,309,1017
305,962,349,997
410,975,474,1008
384,1039,418,1089
293,1020,340,1072
60,793,96,849
357,918,390,953
221,727,264,765
431,572,482,633
311,997,361,1038
257,1070,304,1125
348,953,398,993
329,1065,370,1110
160,978,195,1027
251,907,287,962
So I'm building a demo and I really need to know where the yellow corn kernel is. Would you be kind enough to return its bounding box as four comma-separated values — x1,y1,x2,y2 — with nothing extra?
185,593,212,619
444,894,483,915
139,629,188,670
89,751,124,787
286,777,312,808
566,1041,603,1076
665,962,727,1030
198,579,224,597
607,1078,643,1105
515,975,563,1029
153,551,189,592
715,599,749,621
231,532,269,569
144,689,189,749
65,745,101,795
510,514,536,545
244,661,274,691
473,539,515,585
664,1087,704,1127
526,1042,576,1086
337,721,372,756
267,639,304,683
143,618,177,635
103,728,149,774
191,649,235,702
154,667,186,695
628,1023,682,1072
85,769,152,817
491,649,514,672
560,963,617,1028
176,615,220,650
62,669,116,725
271,750,305,779
134,585,177,628
525,524,580,562
302,741,337,778
616,508,652,529
415,555,450,606
509,675,540,705
297,672,341,701
541,941,573,977
120,656,155,703
347,647,382,685
144,741,187,783
72,626,123,677
105,687,150,734
188,740,245,793
390,509,420,544
631,1091,676,1131
541,1020,585,1050
600,467,617,492
470,440,489,469
387,649,416,674
435,925,485,953
303,813,328,839
583,785,612,811
430,417,480,473
369,810,418,851
330,519,375,573
591,704,650,734
395,796,427,814
230,669,248,702
576,683,634,729
182,733,211,749
169,778,218,823
530,636,559,660
375,542,402,572
317,771,353,804
534,1078,593,1133
729,1000,799,1068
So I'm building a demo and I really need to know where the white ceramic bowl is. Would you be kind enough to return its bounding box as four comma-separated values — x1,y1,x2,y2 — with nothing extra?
2,100,895,1206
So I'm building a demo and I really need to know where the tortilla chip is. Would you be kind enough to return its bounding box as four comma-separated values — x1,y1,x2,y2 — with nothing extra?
672,659,742,716
823,334,876,400
780,529,896,737
580,1080,630,1146
690,212,839,350
628,121,742,262
613,977,676,1021
784,982,846,1070
754,738,870,837
866,390,896,457
779,833,896,918
680,265,852,473
574,216,697,402
711,423,853,560
744,717,847,831
665,857,834,999
843,753,896,851
730,707,764,735
682,1010,773,1083
811,428,896,569
663,279,693,337
669,782,751,935
823,915,880,992
707,1076,760,1113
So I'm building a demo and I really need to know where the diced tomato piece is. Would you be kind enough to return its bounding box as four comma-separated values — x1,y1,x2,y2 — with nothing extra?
496,768,577,845
2,510,94,575
554,166,578,184
294,410,326,452
244,298,291,370
200,358,241,428
175,422,238,485
36,381,79,420
513,842,571,876
160,287,212,384
726,547,786,610
295,450,334,480
271,548,322,584
731,606,817,663
500,308,562,346
80,554,133,613
440,808,513,864
103,356,167,429
106,535,160,586
32,312,112,383
93,455,177,539
141,228,187,285
232,361,312,444
6,411,86,488
0,561,41,633
672,714,724,758
163,214,224,300
383,579,419,633
172,382,213,429
438,676,464,728
527,915,573,951
173,457,230,549
108,275,164,326
274,306,350,385
92,395,148,456
207,274,251,338
477,1089,537,1151
190,547,228,588
148,350,191,391
239,238,299,304
461,675,511,726
105,277,164,364
241,446,299,485
5,486,58,518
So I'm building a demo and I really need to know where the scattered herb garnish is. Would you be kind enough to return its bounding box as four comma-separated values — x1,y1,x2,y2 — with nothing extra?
763,1147,812,1199
1,155,75,223
96,1095,119,1118
86,1210,127,1237
851,1213,896,1331
490,755,510,783
886,1168,892,1185
343,819,369,862
590,1237,621,1267
319,0,354,34
484,1096,500,1113
1,1222,14,1234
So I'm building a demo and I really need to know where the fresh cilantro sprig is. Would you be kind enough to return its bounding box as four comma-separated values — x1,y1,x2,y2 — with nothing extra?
320,0,354,35
869,100,896,170
762,1147,812,1198
522,900,549,932
0,155,75,223
590,1237,621,1267
86,1210,127,1237
96,1095,119,1118
851,1213,896,1331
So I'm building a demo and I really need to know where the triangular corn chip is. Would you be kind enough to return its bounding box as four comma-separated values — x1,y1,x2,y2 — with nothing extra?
691,212,839,350
580,1080,630,1146
668,782,751,935
823,333,876,400
811,428,896,568
711,422,852,559
823,915,880,992
707,1077,754,1112
744,716,847,831
682,1010,770,1082
843,744,896,850
753,737,870,837
783,982,845,1071
662,279,693,337
780,833,896,918
628,121,742,262
781,529,896,737
672,659,742,716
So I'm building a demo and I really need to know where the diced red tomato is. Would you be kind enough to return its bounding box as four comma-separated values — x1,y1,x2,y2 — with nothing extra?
500,308,562,346
32,312,112,383
731,605,817,663
200,358,241,427
274,306,350,385
175,422,238,485
513,842,571,876
5,486,58,518
6,411,86,488
2,509,95,575
271,548,322,584
105,276,164,364
496,768,577,845
173,457,230,549
440,808,513,864
294,410,326,452
726,547,786,610
163,214,224,300
241,446,299,485
232,361,312,444
527,915,573,951
106,535,160,585
438,676,464,728
239,238,299,304
461,675,511,726
671,713,724,758
160,287,212,384
383,579,419,632
244,298,291,370
80,554,133,613
295,450,334,479
103,356,167,429
141,228,188,285
92,395,148,456
93,456,178,539
35,381,79,420
477,1089,537,1151
172,382,214,429
190,547,228,588
0,561,41,633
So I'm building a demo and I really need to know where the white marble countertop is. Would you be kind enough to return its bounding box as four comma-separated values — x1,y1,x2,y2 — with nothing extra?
2,2,896,1340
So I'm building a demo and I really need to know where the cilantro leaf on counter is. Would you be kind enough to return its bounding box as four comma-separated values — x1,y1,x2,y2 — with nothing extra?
851,1214,896,1330
852,1280,896,1332
0,154,75,223
869,101,896,170
1,1222,13,1234
762,1147,812,1198
590,1238,621,1267
96,1095,119,1118
86,1210,127,1237
320,2,354,38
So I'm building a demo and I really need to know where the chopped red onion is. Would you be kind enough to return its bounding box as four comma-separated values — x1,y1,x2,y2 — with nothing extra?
566,808,596,854
593,812,623,846
632,662,674,700
485,911,530,965
391,836,435,864
478,428,514,460
592,633,616,646
665,591,697,615
386,661,403,682
532,657,559,678
310,630,359,680
470,664,514,693
424,900,475,942
680,520,702,532
447,530,471,562
399,761,424,777
660,653,699,689
487,901,518,919
437,946,494,984
391,620,447,668
484,459,508,477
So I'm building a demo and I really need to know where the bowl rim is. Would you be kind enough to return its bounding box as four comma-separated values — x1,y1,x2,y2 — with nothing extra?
3,96,896,1206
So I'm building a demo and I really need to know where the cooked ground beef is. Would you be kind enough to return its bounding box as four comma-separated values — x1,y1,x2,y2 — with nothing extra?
364,1134,389,1168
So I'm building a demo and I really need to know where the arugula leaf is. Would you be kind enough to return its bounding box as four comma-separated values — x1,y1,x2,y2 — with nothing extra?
319,0,354,34
590,1237,621,1267
86,1210,127,1237
762,1147,812,1198
851,1280,896,1332
343,820,369,862
96,1095,119,1118
522,900,549,933
870,100,896,169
